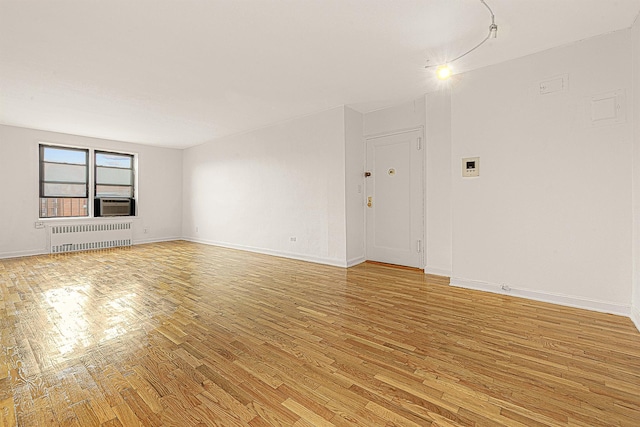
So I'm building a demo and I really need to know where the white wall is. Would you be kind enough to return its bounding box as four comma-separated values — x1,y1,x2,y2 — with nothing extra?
632,14,640,329
0,125,183,258
345,107,365,266
363,97,425,137
449,30,634,314
425,89,452,276
182,107,348,266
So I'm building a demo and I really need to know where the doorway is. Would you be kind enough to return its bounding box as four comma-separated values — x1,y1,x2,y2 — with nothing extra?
365,129,424,268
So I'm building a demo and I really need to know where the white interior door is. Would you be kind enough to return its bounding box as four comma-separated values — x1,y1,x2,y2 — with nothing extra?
366,130,424,268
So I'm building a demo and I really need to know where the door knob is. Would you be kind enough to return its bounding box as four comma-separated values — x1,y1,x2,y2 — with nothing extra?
367,196,372,208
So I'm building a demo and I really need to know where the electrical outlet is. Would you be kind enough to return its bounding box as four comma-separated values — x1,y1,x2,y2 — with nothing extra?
143,227,149,234
501,284,511,292
290,237,297,242
34,221,45,229
195,226,199,233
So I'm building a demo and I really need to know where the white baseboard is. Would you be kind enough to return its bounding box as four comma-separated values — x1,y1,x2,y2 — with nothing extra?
133,236,181,245
347,256,366,267
0,248,47,260
632,305,640,333
0,237,180,260
450,277,631,317
184,237,348,268
424,266,452,277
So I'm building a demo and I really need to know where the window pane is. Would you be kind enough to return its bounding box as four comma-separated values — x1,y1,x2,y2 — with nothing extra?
96,152,132,168
43,183,87,197
96,185,132,198
40,198,88,218
44,163,87,183
43,147,87,165
96,166,132,185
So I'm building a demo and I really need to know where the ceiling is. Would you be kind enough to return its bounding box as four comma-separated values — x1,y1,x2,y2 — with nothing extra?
1,0,639,149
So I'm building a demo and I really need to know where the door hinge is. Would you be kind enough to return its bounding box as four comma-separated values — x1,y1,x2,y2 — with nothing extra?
417,240,422,253
417,137,422,150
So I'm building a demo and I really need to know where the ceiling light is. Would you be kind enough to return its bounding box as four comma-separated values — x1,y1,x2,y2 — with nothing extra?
436,65,452,80
426,0,498,79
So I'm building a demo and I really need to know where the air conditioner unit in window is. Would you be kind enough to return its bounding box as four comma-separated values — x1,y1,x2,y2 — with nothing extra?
95,198,135,217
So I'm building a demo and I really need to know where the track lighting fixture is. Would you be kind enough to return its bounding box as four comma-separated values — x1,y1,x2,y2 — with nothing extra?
427,0,498,80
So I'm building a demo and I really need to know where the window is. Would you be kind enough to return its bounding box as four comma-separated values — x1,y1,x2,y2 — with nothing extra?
39,144,136,218
95,151,134,198
39,145,89,218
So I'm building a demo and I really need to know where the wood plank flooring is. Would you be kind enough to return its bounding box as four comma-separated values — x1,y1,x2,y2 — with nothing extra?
1,240,639,426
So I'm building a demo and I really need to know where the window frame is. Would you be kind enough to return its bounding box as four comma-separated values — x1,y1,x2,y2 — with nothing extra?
39,144,90,219
38,143,138,220
94,150,135,199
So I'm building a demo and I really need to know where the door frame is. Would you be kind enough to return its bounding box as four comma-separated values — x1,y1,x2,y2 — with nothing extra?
364,126,426,269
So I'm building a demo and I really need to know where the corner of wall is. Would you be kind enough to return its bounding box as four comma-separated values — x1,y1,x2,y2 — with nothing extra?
632,305,640,332
344,106,366,263
632,13,640,332
424,89,453,276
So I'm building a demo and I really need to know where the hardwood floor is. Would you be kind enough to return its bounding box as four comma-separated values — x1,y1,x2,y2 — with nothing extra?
1,241,639,426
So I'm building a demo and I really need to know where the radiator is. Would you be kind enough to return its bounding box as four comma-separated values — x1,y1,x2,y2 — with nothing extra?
49,222,133,254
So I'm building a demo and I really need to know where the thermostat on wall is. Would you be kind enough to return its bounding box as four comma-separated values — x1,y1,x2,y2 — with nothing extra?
462,157,479,177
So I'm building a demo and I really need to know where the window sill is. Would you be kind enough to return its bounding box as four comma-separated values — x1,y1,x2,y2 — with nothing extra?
38,216,138,224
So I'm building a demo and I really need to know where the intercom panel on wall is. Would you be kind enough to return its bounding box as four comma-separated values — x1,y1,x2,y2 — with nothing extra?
462,157,479,177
